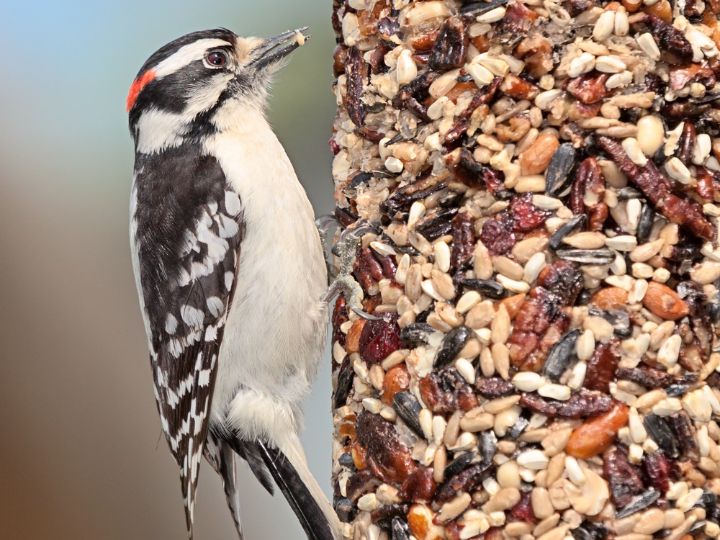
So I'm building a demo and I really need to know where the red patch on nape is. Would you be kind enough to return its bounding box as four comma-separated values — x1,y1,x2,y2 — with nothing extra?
126,69,157,112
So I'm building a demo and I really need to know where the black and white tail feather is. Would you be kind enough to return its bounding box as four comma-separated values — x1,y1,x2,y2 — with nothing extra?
128,27,340,539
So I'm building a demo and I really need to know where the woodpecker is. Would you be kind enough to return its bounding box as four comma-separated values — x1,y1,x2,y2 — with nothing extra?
127,28,343,539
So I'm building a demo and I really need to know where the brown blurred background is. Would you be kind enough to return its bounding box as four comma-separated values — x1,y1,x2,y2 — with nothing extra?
0,1,337,538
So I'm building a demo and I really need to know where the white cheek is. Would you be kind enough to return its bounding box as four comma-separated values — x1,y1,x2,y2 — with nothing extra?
184,74,234,116
135,108,187,154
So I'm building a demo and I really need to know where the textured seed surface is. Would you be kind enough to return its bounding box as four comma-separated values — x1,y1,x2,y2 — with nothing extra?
331,0,720,537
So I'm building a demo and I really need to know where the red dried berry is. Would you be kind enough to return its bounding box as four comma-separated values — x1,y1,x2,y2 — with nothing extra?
616,366,675,388
476,377,514,398
374,251,397,279
480,213,516,254
359,315,401,364
510,491,536,523
643,451,671,493
510,193,550,232
536,259,583,305
603,446,645,509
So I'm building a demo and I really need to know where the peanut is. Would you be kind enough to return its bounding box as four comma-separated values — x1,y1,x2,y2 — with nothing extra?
592,286,629,310
382,365,409,405
566,403,629,458
519,132,560,175
642,282,689,321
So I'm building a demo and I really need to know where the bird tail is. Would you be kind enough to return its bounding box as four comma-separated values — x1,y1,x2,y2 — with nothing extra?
222,389,341,539
204,432,244,539
255,433,341,540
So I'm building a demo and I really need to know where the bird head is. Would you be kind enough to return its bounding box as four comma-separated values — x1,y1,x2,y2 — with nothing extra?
127,28,308,153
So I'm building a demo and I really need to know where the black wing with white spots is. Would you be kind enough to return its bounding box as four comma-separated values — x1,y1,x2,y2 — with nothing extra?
131,142,243,534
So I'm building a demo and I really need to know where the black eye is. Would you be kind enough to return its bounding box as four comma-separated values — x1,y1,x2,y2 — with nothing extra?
204,50,228,68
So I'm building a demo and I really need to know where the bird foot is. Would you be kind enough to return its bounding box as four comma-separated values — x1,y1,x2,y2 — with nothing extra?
322,220,382,321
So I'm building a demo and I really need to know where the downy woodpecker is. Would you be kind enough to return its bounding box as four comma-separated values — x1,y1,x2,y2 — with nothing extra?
128,28,342,539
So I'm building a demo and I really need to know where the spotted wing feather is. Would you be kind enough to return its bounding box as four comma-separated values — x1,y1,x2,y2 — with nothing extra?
131,143,244,537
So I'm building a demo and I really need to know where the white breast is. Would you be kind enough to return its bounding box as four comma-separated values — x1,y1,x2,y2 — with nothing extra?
203,101,328,436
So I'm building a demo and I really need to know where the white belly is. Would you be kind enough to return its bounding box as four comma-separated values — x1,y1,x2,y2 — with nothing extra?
204,109,328,439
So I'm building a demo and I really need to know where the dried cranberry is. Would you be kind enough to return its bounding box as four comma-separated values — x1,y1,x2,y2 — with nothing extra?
476,377,514,398
603,446,645,509
480,213,516,254
643,451,671,493
359,315,401,364
510,193,550,232
510,491,536,522
499,2,538,34
536,260,583,305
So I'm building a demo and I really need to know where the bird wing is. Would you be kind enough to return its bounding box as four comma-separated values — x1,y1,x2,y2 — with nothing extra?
130,145,244,537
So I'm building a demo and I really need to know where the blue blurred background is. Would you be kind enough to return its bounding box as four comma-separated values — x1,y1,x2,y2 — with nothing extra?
0,1,337,538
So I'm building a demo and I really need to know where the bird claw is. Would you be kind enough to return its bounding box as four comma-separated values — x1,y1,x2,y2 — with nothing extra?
322,219,381,321
331,220,378,259
323,274,380,321
351,306,383,321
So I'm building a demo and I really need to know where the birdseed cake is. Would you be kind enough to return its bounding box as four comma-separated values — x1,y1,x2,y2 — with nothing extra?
329,0,720,539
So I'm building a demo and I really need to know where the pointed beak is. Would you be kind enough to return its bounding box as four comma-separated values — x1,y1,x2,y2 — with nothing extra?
248,27,309,70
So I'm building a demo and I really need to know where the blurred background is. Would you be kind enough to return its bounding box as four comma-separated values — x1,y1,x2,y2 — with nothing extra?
0,1,337,538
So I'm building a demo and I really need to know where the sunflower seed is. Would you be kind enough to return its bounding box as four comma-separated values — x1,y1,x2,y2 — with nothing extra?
550,215,587,250
543,329,581,381
636,33,661,60
593,10,615,41
563,232,607,249
556,248,615,265
517,449,549,470
545,143,577,197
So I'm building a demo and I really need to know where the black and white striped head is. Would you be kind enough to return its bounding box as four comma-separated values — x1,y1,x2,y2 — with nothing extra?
127,28,307,153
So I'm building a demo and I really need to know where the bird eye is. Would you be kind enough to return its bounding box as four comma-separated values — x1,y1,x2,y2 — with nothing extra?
204,50,228,68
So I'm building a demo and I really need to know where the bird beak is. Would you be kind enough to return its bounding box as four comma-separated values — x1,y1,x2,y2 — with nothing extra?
248,28,310,71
